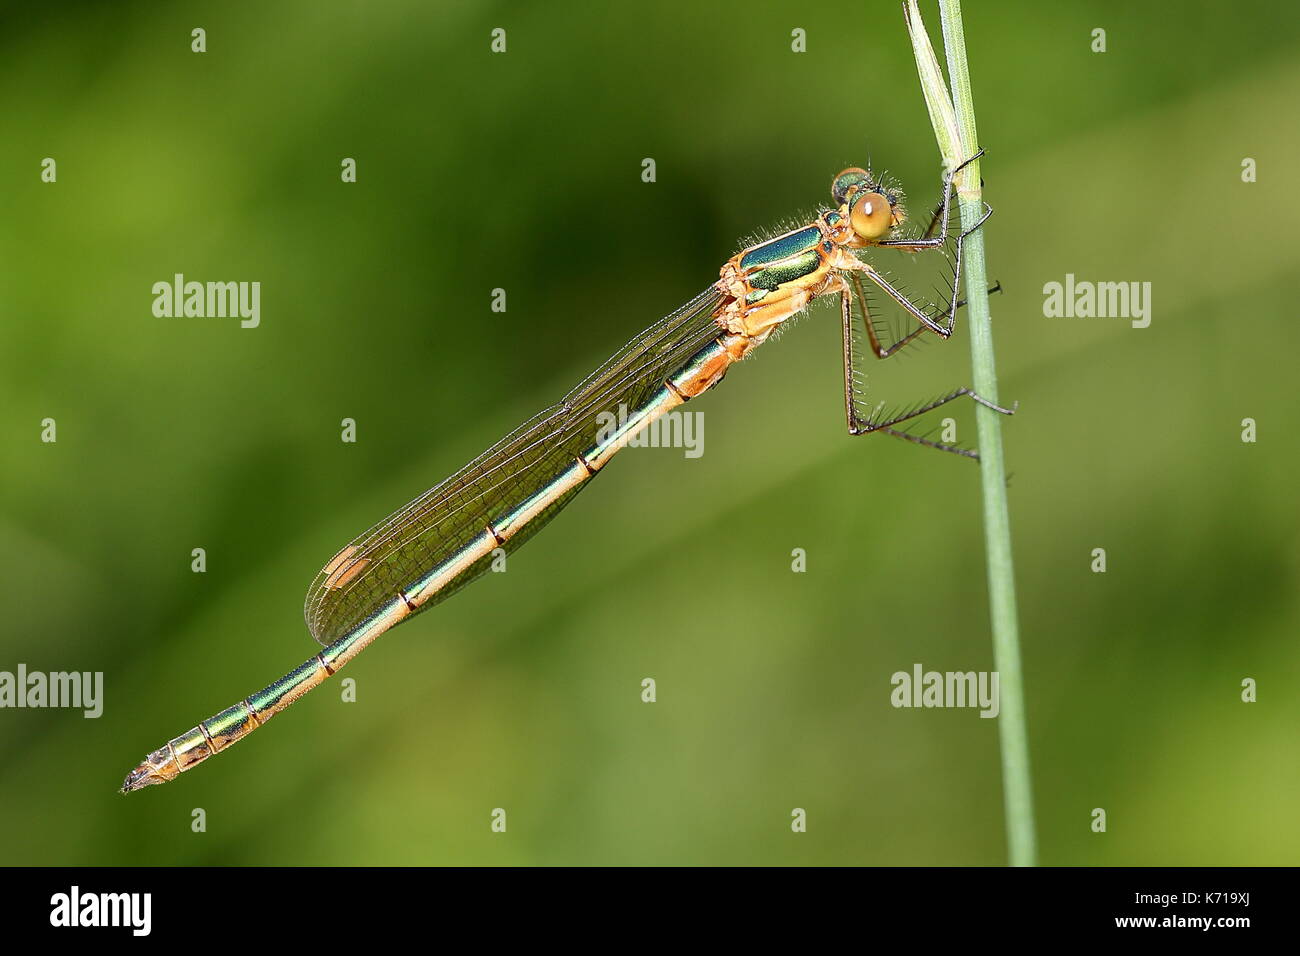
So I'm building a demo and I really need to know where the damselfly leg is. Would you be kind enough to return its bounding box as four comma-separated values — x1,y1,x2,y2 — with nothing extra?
848,387,1016,459
877,148,986,252
836,271,1012,460
819,149,1009,458
872,149,993,337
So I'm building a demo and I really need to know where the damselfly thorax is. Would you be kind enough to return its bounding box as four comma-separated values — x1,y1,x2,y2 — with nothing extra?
716,173,903,342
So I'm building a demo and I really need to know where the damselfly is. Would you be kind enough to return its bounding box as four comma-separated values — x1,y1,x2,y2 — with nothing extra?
121,152,1013,791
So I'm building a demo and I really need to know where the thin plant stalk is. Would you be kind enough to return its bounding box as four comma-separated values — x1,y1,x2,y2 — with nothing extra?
906,0,1036,866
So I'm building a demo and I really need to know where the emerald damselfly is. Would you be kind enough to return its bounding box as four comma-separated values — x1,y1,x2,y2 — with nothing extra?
121,153,1011,791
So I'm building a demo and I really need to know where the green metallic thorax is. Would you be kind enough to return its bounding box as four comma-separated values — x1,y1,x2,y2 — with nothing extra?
736,223,835,304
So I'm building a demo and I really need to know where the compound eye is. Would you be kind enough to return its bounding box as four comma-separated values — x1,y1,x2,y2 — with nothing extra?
850,191,893,240
832,167,869,205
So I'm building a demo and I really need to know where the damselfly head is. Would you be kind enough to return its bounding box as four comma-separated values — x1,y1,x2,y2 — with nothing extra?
832,167,904,243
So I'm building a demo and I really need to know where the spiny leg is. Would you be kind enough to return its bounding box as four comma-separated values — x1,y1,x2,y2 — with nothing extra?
865,218,989,339
900,198,992,335
837,277,1014,460
911,187,989,245
895,158,974,244
877,148,989,253
852,272,928,359
855,273,1002,360
913,196,948,243
880,197,991,252
871,149,994,335
837,256,951,338
853,387,1017,461
839,280,861,432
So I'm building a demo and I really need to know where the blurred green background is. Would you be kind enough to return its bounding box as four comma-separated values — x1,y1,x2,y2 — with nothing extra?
2,0,1297,865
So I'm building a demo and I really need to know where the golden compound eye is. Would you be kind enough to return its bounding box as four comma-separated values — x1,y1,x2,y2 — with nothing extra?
850,191,893,240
